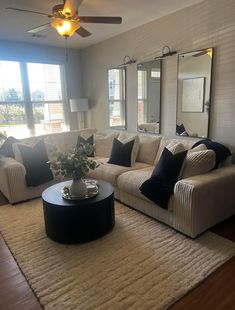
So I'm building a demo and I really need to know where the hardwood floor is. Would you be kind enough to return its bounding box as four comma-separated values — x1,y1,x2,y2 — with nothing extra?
170,257,235,310
0,192,8,206
0,192,234,309
0,236,42,310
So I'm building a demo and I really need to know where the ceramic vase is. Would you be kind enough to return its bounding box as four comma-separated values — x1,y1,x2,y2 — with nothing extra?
69,178,87,197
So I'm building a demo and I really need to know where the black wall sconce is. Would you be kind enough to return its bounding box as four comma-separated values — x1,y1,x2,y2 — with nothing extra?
118,55,136,67
154,45,177,60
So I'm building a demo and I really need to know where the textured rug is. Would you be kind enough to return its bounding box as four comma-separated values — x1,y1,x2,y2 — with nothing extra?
0,200,235,310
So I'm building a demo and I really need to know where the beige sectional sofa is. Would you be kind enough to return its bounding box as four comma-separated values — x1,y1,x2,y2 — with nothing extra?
0,128,235,238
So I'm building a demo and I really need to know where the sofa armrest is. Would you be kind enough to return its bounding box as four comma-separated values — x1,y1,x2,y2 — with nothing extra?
0,157,26,203
173,166,235,237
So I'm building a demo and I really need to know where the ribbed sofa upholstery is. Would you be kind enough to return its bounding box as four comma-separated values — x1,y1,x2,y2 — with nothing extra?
0,128,234,238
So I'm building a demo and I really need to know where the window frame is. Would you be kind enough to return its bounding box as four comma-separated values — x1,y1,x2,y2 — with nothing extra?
108,66,127,130
0,58,68,137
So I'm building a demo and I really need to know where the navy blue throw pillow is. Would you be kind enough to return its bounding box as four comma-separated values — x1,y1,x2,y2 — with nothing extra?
139,148,187,209
108,138,135,167
0,136,19,158
192,139,231,169
17,140,53,187
139,178,173,209
76,135,94,156
152,148,188,186
176,124,186,135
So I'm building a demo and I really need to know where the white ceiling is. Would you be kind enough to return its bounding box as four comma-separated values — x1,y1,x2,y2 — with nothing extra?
0,0,204,50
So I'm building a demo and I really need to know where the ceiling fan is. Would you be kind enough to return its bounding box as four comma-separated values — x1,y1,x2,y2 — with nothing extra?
6,0,122,38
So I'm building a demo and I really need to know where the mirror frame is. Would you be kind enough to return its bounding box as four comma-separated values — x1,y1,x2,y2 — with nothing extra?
137,59,162,135
176,47,214,138
108,66,127,130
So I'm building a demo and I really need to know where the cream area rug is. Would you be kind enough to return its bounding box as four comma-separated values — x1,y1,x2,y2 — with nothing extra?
0,199,235,310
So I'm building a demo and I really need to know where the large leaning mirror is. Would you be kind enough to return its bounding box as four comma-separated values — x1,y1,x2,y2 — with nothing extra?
137,59,161,134
108,67,126,130
177,48,213,138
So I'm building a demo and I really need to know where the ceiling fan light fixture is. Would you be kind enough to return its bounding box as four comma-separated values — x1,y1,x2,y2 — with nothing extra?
51,18,80,37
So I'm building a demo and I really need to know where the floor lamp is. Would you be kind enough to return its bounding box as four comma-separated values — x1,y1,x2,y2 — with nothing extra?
70,98,88,130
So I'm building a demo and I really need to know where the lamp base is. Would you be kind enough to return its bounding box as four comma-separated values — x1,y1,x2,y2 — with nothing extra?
77,111,86,130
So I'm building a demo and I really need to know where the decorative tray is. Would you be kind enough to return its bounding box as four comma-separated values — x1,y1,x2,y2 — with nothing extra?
61,179,99,200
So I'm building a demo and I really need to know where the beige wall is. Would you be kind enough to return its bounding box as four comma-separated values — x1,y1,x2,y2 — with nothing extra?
81,0,235,158
0,40,83,129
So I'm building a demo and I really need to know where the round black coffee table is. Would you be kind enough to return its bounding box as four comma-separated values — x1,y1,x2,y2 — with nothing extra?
42,180,114,244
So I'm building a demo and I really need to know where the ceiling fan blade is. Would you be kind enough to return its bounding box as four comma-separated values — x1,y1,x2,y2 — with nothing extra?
28,23,51,34
76,26,91,37
79,16,122,24
6,7,51,17
63,0,83,17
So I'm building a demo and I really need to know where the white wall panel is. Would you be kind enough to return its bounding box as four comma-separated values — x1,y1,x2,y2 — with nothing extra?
81,0,235,159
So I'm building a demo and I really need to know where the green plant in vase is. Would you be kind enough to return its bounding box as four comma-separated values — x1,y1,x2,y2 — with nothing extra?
49,143,99,197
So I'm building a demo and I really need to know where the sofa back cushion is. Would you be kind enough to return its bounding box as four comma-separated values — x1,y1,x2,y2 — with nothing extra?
44,129,96,153
137,135,162,164
94,131,119,157
63,128,97,151
154,137,197,164
44,132,66,152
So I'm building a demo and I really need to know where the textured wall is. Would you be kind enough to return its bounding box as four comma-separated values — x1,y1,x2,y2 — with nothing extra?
0,40,83,130
81,0,235,158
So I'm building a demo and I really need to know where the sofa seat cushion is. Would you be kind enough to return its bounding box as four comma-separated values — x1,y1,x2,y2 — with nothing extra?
87,157,150,186
117,167,154,201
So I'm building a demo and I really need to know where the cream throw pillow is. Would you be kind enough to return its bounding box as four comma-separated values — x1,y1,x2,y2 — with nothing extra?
180,147,216,179
166,142,185,154
118,132,140,166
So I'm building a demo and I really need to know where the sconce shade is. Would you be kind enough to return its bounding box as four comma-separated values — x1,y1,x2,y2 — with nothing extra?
70,98,88,112
51,18,80,37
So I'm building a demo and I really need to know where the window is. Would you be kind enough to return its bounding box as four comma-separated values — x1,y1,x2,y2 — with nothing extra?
108,68,126,129
0,60,67,138
137,70,147,124
137,60,161,134
0,61,27,136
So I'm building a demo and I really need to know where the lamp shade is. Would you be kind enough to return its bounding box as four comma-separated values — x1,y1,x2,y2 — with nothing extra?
70,98,88,112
